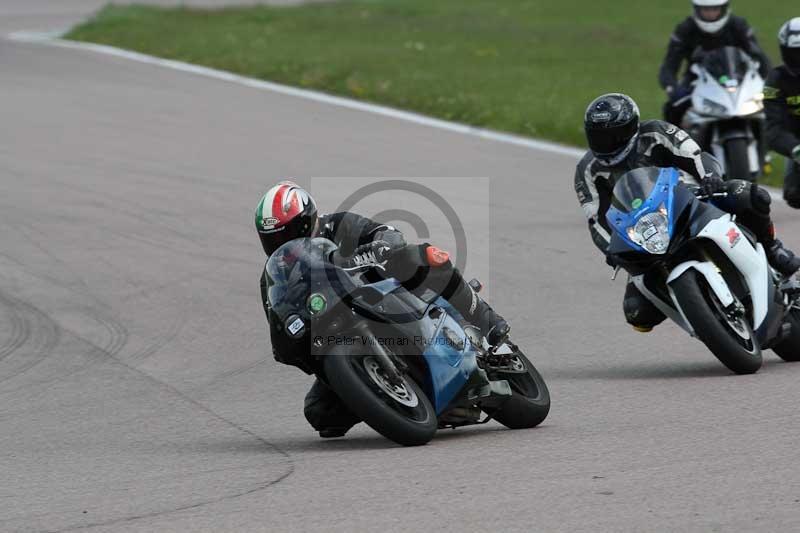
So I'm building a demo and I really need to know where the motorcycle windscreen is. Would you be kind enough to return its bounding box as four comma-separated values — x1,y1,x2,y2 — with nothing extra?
700,46,752,85
266,237,350,322
610,167,660,213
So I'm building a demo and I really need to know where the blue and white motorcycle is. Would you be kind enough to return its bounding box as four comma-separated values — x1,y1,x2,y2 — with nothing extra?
605,167,800,374
266,238,550,446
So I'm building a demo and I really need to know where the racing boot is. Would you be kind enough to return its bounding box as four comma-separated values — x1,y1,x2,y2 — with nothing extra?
623,281,666,332
473,300,510,347
304,379,360,438
447,276,509,346
766,239,800,277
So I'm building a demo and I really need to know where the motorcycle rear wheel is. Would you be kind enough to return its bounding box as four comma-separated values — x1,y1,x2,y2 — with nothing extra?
488,352,550,429
323,352,437,446
671,270,762,374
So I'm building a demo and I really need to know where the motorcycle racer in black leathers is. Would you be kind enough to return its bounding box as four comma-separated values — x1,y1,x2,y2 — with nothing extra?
764,18,800,208
659,0,771,126
256,181,509,438
575,94,800,331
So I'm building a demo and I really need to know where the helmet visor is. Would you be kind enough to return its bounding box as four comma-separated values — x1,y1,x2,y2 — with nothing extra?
587,120,639,158
259,227,291,256
258,212,316,255
694,5,727,23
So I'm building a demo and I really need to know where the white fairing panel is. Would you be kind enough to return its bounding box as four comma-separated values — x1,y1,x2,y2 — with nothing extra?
689,63,764,120
632,275,693,335
667,260,735,307
694,215,770,327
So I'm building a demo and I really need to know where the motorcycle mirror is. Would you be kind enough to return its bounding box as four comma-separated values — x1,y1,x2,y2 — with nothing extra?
468,278,483,293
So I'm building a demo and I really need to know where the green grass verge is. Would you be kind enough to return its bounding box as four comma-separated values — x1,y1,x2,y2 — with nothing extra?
67,1,791,187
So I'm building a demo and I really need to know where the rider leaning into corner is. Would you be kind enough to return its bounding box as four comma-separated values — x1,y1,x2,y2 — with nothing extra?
764,18,800,209
255,181,510,438
575,93,800,332
659,0,771,126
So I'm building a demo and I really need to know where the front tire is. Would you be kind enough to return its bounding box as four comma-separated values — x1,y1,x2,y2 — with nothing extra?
773,309,800,362
323,352,437,446
489,352,550,429
671,270,762,374
724,138,754,181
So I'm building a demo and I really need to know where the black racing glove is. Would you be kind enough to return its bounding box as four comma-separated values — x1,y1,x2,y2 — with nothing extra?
332,240,393,270
700,174,726,197
356,240,394,263
373,230,406,252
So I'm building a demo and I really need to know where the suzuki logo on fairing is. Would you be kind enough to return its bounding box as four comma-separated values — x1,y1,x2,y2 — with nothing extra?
727,228,741,247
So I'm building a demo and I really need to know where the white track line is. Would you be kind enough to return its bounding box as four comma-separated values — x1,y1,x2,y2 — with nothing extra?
7,30,785,201
8,30,585,159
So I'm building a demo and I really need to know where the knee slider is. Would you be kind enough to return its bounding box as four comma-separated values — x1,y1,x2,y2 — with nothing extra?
623,296,642,324
623,295,665,328
425,246,451,267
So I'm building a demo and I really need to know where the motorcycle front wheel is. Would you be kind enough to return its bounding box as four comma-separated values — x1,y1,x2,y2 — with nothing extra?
724,138,755,181
323,352,437,446
671,270,762,374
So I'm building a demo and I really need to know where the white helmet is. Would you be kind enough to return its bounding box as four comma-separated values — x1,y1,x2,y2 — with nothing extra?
692,0,730,34
779,18,800,75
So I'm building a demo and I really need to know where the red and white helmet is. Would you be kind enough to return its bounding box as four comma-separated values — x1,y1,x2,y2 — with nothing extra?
255,181,318,255
692,0,730,34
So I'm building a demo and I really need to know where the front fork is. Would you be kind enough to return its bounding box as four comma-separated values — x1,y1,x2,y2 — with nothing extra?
351,322,405,385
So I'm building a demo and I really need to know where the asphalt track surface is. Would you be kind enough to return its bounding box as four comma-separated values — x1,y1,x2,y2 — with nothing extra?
3,2,800,532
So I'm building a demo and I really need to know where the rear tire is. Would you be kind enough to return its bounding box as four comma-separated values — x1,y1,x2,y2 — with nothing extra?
773,309,800,362
671,270,762,374
323,352,437,446
489,353,550,429
724,138,754,181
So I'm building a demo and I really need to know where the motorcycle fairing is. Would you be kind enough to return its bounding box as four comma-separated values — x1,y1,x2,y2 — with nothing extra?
689,48,765,120
605,167,680,254
690,217,782,344
356,278,479,414
688,215,770,328
423,299,479,413
656,213,777,343
685,47,765,176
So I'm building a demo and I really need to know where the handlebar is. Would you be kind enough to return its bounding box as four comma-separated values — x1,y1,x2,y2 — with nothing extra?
693,191,729,201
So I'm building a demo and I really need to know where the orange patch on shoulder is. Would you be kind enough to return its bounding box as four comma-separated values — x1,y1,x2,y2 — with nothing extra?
426,246,450,267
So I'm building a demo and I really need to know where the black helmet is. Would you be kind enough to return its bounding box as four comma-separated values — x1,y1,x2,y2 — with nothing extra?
255,181,318,255
584,93,640,166
779,18,800,76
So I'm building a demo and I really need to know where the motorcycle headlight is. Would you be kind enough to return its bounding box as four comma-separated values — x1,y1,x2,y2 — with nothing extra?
626,207,670,255
738,99,763,115
702,98,728,117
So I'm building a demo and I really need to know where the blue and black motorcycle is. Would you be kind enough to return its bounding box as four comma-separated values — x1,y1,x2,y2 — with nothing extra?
606,166,800,374
266,238,550,446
